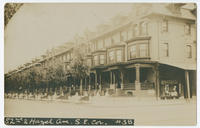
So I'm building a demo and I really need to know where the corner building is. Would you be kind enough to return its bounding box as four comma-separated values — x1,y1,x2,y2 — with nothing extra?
84,4,196,99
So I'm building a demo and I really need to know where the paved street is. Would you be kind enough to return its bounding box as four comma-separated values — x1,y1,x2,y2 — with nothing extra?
5,97,197,126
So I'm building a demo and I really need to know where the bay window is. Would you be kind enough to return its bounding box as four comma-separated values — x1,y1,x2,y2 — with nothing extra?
130,45,136,59
139,44,148,57
94,55,98,66
116,50,122,62
100,55,105,64
109,51,115,63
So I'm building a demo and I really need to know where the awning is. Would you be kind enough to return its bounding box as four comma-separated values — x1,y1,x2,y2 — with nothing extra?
159,61,196,70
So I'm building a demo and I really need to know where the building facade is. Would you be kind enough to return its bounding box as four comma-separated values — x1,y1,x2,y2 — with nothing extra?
5,3,196,99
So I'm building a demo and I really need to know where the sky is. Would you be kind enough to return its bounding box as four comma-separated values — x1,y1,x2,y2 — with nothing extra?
4,3,133,73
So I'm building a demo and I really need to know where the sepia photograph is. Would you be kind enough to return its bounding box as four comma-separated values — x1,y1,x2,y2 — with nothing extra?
4,2,197,126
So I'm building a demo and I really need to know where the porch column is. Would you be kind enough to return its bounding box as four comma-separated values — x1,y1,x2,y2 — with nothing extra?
113,71,116,90
135,64,141,91
120,71,124,90
88,74,91,92
155,65,160,99
80,79,83,95
95,73,97,90
99,73,102,91
185,70,191,99
110,71,112,88
85,77,87,91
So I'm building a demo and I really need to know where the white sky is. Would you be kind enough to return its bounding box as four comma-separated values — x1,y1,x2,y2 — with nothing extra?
4,3,133,73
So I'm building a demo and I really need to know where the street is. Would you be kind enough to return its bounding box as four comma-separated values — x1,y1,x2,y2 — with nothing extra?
4,97,197,126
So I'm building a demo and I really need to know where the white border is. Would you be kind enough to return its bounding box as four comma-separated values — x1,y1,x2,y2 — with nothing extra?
0,0,199,128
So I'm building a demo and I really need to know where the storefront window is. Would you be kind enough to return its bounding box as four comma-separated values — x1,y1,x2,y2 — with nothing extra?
100,55,105,64
94,55,98,66
186,45,192,58
116,50,122,62
130,45,136,59
109,51,115,63
139,44,148,57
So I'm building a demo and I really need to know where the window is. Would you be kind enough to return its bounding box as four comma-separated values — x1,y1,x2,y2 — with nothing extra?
133,24,139,37
130,45,136,59
112,33,120,44
163,43,169,57
98,39,104,49
127,27,133,40
116,50,122,62
186,45,192,58
140,22,148,35
120,31,127,41
185,24,191,35
139,44,148,57
109,51,115,63
87,59,92,67
67,54,70,61
94,55,98,66
162,20,168,32
100,55,105,64
105,37,111,47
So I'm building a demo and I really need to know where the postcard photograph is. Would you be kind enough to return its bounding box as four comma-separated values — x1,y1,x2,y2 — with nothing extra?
4,3,197,126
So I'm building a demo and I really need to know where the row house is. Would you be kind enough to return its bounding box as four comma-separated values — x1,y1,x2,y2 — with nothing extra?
83,3,196,99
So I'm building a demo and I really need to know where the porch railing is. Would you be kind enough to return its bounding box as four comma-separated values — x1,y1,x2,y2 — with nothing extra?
123,83,136,90
140,82,155,90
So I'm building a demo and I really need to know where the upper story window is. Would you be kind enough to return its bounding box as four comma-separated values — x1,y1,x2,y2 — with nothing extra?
133,24,139,37
112,33,120,44
95,41,98,50
105,37,111,48
98,39,104,49
185,24,191,35
67,54,70,61
87,59,92,67
128,27,133,40
91,43,95,52
140,21,148,36
162,42,169,57
94,55,98,66
186,45,192,58
162,20,168,32
130,45,136,59
116,50,122,62
100,55,105,64
139,44,148,57
120,30,127,42
109,51,115,63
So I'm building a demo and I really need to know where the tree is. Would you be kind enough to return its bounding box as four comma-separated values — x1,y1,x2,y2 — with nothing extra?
68,46,89,95
4,3,23,27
